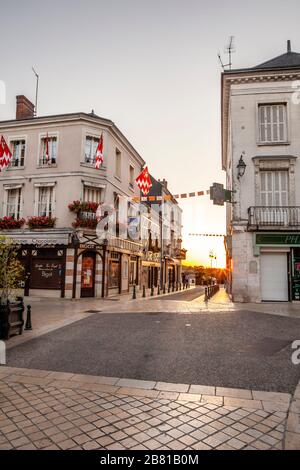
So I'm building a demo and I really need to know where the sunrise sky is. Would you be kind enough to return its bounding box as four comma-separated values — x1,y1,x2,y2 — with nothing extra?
1,0,300,267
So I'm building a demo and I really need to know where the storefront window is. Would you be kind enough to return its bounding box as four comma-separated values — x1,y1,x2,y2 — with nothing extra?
109,257,120,288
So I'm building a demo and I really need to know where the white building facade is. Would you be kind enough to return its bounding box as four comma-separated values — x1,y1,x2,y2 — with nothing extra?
0,96,145,298
222,41,300,302
0,96,185,299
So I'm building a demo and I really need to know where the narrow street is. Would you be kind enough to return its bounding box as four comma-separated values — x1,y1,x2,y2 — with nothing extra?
1,290,300,450
6,289,300,393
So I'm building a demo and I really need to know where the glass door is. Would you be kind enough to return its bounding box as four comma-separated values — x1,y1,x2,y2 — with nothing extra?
81,252,96,298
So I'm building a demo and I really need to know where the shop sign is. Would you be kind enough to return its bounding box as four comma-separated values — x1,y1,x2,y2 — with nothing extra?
256,233,300,246
30,260,63,289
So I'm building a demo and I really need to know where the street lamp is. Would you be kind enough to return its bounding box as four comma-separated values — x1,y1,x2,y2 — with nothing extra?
237,155,246,180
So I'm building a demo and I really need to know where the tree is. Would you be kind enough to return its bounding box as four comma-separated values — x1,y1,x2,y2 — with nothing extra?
0,236,24,305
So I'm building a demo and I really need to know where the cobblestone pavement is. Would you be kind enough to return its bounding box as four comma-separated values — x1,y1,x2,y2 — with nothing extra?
0,367,292,450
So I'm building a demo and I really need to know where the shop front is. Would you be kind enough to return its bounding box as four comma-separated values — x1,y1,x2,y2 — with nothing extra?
255,233,300,302
1,229,71,298
141,252,161,289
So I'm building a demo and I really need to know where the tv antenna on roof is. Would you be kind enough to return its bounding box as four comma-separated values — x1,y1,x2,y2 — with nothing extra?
218,36,236,71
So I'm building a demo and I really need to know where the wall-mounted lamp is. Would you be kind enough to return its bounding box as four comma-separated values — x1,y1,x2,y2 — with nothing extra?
237,155,246,179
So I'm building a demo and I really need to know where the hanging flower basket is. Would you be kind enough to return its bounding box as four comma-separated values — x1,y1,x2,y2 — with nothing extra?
27,216,56,229
0,217,25,230
72,217,100,229
68,201,100,214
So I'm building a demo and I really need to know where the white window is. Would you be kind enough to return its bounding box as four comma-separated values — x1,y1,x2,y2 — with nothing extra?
84,136,99,164
115,149,121,179
9,140,26,167
260,171,288,206
129,165,134,188
258,104,287,143
39,136,57,166
38,187,54,216
83,186,102,203
5,188,22,218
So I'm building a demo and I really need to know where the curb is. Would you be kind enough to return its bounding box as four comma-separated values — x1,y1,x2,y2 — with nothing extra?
0,366,292,412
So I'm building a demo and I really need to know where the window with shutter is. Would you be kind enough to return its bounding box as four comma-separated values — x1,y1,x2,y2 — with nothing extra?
260,171,289,206
6,188,22,218
258,104,287,143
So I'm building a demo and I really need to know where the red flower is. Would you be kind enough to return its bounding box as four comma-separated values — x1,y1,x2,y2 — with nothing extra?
0,217,25,229
27,216,56,229
68,201,100,214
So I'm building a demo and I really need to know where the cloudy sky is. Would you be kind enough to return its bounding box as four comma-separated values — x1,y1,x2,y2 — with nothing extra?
1,0,300,266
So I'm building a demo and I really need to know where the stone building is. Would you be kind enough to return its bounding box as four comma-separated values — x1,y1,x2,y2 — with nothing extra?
222,41,300,302
0,96,145,298
140,176,185,290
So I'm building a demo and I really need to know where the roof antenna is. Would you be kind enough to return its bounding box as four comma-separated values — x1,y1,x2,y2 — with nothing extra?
32,66,39,117
218,36,236,71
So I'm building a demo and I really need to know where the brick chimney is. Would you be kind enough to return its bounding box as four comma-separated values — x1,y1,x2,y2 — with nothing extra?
16,95,35,120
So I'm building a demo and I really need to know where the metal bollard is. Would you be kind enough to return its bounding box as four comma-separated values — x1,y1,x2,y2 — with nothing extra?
163,284,166,294
176,282,178,291
157,285,160,295
142,285,146,298
151,285,154,296
25,305,32,330
172,283,175,292
132,284,136,300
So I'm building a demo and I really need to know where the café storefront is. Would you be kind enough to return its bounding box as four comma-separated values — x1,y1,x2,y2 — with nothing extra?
255,233,300,302
2,229,72,298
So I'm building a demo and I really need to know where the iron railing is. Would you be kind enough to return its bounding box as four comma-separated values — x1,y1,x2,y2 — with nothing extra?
248,206,300,229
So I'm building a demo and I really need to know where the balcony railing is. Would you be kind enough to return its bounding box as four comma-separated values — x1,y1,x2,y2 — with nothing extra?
108,236,142,254
248,206,300,230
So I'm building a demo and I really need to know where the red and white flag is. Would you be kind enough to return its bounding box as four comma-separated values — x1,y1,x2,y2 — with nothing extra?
135,166,152,196
95,134,104,169
44,133,50,163
0,136,12,172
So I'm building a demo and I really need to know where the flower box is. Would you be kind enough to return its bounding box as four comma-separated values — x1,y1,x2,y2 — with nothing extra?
27,216,56,229
72,217,100,229
68,201,100,214
0,297,25,340
0,217,25,230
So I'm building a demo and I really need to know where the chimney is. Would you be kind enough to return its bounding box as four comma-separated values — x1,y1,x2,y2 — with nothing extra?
162,178,168,190
16,95,35,120
287,40,292,53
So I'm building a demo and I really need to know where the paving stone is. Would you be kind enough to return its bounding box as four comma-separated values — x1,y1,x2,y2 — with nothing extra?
116,379,156,390
217,387,252,399
201,395,223,406
252,391,291,405
285,431,300,450
178,393,201,402
224,397,262,409
155,382,189,393
0,367,287,451
189,385,215,396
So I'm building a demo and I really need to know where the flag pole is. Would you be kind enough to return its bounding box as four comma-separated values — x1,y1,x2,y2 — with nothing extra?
32,67,39,117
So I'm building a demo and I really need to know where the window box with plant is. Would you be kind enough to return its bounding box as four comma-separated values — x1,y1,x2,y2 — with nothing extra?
27,216,56,229
0,217,25,230
68,201,102,230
